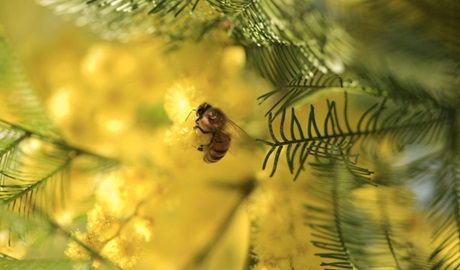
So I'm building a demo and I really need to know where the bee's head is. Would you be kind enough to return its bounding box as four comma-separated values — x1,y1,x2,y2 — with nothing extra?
196,102,211,117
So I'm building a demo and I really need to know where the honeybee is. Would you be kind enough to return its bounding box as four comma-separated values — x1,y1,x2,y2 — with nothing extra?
192,102,236,163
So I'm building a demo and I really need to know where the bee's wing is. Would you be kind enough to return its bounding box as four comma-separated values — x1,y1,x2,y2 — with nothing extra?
223,119,259,152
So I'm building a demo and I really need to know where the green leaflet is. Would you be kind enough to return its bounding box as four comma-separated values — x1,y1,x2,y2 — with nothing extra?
0,35,61,139
423,156,460,269
208,0,343,115
258,92,452,182
305,161,429,269
0,117,117,238
39,0,223,45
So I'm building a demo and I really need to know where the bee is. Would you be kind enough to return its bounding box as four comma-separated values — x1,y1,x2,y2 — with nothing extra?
193,102,233,163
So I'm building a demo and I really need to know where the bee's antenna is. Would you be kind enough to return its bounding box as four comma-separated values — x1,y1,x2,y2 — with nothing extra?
185,109,196,122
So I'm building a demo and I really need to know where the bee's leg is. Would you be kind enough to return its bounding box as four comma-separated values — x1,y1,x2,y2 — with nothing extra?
195,116,203,124
194,125,211,134
197,145,204,152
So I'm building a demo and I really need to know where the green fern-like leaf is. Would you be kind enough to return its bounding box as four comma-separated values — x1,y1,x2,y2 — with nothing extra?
38,0,223,45
424,157,460,269
306,162,375,269
207,1,344,116
242,44,343,118
147,0,200,17
375,198,416,269
209,0,293,44
0,118,117,222
306,161,427,269
258,92,452,181
323,1,460,107
0,35,61,139
207,0,327,48
257,68,343,118
0,121,74,218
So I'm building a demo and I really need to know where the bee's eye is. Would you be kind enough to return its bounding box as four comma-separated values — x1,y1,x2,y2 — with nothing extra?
196,103,209,116
196,107,205,116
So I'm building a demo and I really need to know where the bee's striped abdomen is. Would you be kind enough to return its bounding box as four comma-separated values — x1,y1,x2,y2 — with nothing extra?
204,132,231,163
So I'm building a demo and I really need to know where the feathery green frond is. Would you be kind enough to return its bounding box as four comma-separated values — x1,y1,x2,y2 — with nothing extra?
208,0,293,44
324,0,460,107
306,162,426,269
207,0,325,46
0,131,75,218
206,1,345,117
0,118,117,235
423,156,460,269
306,161,427,269
375,200,415,269
147,0,200,17
245,43,343,119
251,44,343,117
37,0,156,40
0,35,61,139
38,0,223,45
258,92,452,180
207,0,339,72
354,71,442,107
306,162,375,269
246,44,309,86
